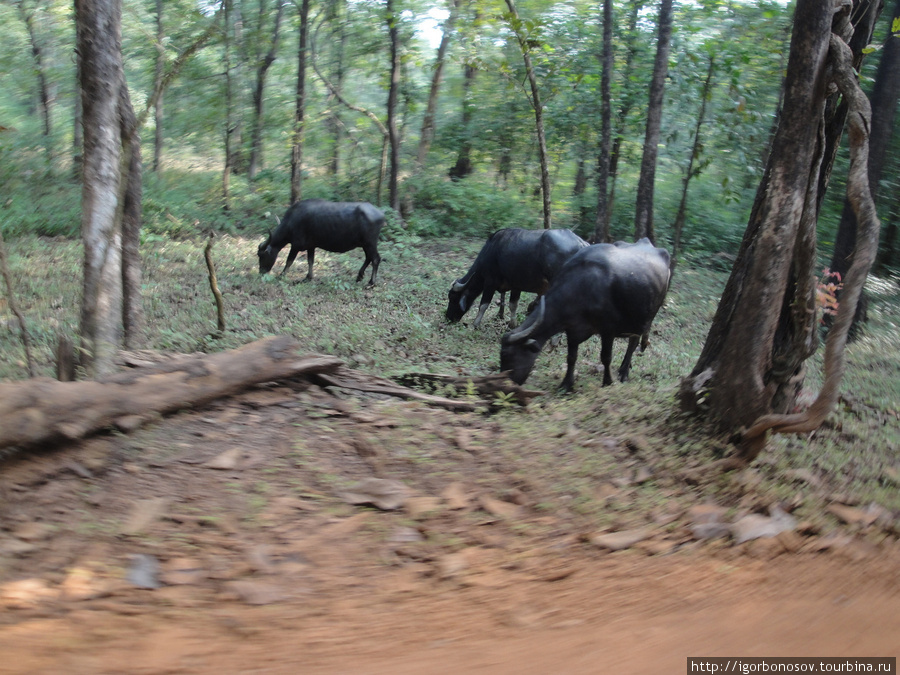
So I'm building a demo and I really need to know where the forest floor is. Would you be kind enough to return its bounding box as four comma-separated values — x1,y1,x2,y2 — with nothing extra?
1,236,899,672
1,374,898,674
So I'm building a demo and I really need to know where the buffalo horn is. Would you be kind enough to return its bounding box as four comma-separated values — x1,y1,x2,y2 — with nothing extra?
506,296,545,342
451,278,467,293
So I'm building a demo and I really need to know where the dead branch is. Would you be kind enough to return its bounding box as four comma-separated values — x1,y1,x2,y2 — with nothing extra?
740,34,881,461
0,336,342,449
204,232,226,333
0,229,35,377
393,372,543,406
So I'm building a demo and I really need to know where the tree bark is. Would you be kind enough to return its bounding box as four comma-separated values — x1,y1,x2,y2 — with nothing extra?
249,0,286,182
152,0,164,172
324,0,347,176
76,0,126,378
679,0,879,447
0,337,342,450
223,0,235,211
505,0,551,229
416,0,460,168
449,59,477,180
593,0,613,243
634,0,673,243
291,0,310,204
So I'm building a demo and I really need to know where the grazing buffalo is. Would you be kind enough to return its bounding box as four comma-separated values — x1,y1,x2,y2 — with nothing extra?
446,228,588,329
500,238,670,392
257,199,384,286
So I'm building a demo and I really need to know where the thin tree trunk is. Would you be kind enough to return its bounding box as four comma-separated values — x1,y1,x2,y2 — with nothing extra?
325,0,346,176
119,83,143,350
504,0,551,229
249,0,286,182
291,0,310,204
152,0,164,172
671,53,715,269
73,26,84,180
634,0,673,243
416,0,460,168
223,0,235,211
449,59,477,180
18,0,54,165
593,0,613,243
386,0,402,216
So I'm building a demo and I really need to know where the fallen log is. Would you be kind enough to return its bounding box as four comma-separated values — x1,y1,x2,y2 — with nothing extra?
0,336,342,450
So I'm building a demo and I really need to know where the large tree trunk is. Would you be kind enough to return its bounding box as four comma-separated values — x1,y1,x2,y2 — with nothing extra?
119,84,144,350
248,0,286,182
505,0,551,229
671,53,715,269
633,0,673,243
0,337,342,450
386,0,402,216
592,0,613,243
416,0,460,169
291,0,310,204
679,0,881,456
830,0,900,313
76,0,127,378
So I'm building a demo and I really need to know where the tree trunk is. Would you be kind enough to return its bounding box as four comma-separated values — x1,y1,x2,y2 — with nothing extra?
291,0,310,204
325,0,347,176
505,0,551,229
593,0,613,243
606,0,643,238
679,0,879,446
18,0,54,165
152,0,164,172
634,0,673,243
76,0,127,378
249,0,286,182
416,0,460,168
671,53,715,269
386,0,402,216
0,337,342,450
119,83,144,350
449,59,477,180
830,0,900,315
223,0,235,211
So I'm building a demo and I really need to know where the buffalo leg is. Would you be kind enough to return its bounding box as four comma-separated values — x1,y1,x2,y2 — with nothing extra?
281,245,300,276
472,290,495,328
497,292,506,321
560,338,580,392
305,249,315,280
599,335,614,386
507,291,521,328
617,335,641,382
358,245,380,286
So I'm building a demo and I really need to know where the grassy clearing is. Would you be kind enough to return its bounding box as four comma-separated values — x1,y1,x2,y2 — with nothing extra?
1,233,899,528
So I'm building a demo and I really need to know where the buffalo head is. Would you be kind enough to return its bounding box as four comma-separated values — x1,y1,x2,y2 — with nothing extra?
499,297,545,385
445,278,471,323
257,232,277,274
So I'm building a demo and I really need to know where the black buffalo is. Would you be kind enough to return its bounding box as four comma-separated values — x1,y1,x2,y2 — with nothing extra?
446,228,588,329
257,199,384,286
500,238,670,392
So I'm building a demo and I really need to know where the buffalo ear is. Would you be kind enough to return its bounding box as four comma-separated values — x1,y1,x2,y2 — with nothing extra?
526,339,540,353
459,296,469,312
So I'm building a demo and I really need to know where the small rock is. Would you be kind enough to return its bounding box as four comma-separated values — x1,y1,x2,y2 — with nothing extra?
204,448,243,470
341,478,409,510
404,496,442,518
0,538,37,556
687,503,730,541
389,527,424,544
1,578,58,609
121,498,169,536
225,580,286,605
126,554,161,589
826,503,879,527
11,522,54,542
730,507,797,544
479,495,521,519
589,528,651,551
441,482,470,510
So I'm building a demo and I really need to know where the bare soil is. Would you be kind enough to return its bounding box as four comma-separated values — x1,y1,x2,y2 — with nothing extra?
1,374,898,674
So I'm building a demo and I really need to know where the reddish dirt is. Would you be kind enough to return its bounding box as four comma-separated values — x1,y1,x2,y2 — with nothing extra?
1,377,898,674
